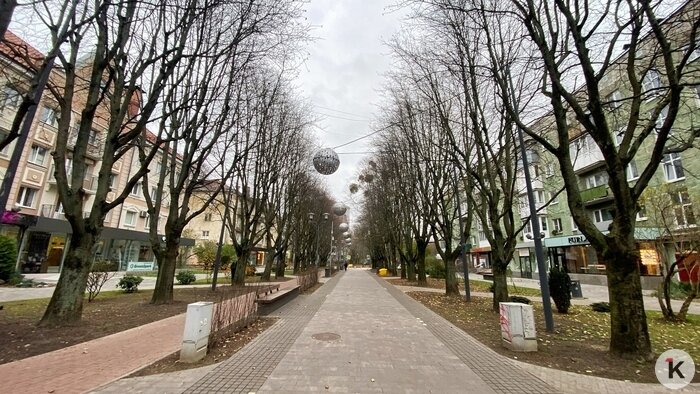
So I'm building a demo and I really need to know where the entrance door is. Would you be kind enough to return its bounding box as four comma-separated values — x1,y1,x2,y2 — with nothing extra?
519,256,533,279
22,232,51,273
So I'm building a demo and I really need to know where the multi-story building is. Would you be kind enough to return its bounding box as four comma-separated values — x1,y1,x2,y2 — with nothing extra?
470,0,700,289
0,31,192,273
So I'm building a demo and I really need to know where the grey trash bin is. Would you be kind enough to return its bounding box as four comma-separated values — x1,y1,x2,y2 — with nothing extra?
570,280,583,298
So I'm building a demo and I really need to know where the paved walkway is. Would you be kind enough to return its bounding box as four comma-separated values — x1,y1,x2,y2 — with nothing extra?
38,269,698,393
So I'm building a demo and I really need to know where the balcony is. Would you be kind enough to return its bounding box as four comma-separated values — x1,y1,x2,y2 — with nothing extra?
67,127,104,158
519,203,547,219
580,185,612,205
570,141,605,174
48,164,98,194
41,204,112,224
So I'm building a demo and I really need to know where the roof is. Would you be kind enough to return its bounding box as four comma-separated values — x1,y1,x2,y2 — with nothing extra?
0,30,44,69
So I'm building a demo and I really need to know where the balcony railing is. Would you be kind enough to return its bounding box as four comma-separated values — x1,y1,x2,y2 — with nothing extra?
580,185,609,203
41,204,112,224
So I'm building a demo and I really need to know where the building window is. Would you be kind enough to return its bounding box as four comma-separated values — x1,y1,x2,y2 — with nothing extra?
108,173,117,189
204,213,213,222
662,153,684,181
539,216,548,232
535,190,546,204
613,127,624,147
549,192,558,204
553,218,563,232
573,135,591,154
16,186,37,208
124,210,137,227
586,171,608,188
671,188,696,226
654,106,669,133
605,90,622,109
523,221,532,234
545,163,554,177
144,213,150,229
593,209,614,223
637,204,648,221
130,182,142,197
150,187,158,201
478,230,487,241
39,106,58,127
627,159,639,180
0,85,21,110
642,69,661,95
28,145,48,166
202,230,210,238
571,218,579,231
155,162,162,175
88,129,98,145
689,40,700,62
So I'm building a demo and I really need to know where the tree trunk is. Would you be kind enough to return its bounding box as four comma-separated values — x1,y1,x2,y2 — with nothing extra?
416,241,427,285
274,249,285,278
232,252,248,285
39,232,96,326
604,245,652,359
151,240,179,304
444,255,459,296
261,247,274,281
491,261,509,312
0,0,17,39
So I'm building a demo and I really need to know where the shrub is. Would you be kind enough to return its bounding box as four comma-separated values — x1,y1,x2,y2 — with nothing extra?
245,265,256,276
548,266,572,313
7,272,23,286
425,256,445,279
510,295,531,304
176,270,197,285
86,261,117,302
117,274,143,293
591,302,611,313
0,235,18,282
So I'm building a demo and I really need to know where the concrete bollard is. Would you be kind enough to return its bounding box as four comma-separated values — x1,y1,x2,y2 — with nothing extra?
499,302,537,352
180,301,214,363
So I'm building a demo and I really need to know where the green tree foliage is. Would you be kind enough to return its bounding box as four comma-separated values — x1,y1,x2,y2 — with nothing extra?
0,235,18,282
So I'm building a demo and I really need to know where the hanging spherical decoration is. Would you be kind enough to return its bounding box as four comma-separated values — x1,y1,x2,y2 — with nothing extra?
338,223,349,232
332,202,347,216
344,232,352,239
312,148,340,175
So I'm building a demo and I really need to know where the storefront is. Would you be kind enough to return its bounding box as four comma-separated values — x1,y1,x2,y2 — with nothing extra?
11,215,194,272
470,246,491,270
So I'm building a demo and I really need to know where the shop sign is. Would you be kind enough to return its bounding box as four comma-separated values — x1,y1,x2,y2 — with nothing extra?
544,234,589,248
127,261,155,271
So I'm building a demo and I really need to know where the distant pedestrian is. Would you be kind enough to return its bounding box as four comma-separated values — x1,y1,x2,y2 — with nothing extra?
344,262,348,271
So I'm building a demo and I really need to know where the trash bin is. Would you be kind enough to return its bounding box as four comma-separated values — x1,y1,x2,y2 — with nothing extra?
378,268,388,277
570,280,583,298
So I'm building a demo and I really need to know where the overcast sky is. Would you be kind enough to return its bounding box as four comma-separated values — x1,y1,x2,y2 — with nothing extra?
296,0,406,220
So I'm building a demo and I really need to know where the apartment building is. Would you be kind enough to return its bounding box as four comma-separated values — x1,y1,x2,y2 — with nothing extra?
0,31,191,273
470,0,700,289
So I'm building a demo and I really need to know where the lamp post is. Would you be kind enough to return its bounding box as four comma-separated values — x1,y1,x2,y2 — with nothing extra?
515,129,555,333
323,212,332,277
452,170,471,302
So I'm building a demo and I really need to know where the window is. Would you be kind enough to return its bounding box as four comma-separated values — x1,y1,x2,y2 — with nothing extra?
144,213,150,229
594,209,614,223
627,159,639,180
204,213,213,222
28,145,48,166
124,211,137,227
539,216,548,232
39,106,58,127
545,163,554,177
613,127,625,147
642,69,661,95
155,162,162,175
535,190,546,204
108,173,117,188
16,187,37,208
662,153,685,181
150,187,158,201
655,106,669,132
202,230,210,238
523,221,532,234
605,90,622,109
695,85,700,102
0,132,9,156
549,191,558,204
689,40,700,62
130,182,142,197
573,135,590,154
571,218,579,231
671,188,696,226
586,171,608,188
532,165,540,178
1,85,21,110
637,204,648,221
88,129,98,145
478,230,487,241
552,218,563,232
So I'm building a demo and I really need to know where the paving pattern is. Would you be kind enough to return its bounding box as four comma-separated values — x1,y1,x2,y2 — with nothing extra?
182,275,341,393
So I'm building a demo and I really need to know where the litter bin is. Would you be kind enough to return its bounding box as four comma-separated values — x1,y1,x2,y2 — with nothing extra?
378,268,388,277
570,280,583,298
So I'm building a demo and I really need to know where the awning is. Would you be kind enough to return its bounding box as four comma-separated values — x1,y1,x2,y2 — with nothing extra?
544,227,665,248
471,246,491,253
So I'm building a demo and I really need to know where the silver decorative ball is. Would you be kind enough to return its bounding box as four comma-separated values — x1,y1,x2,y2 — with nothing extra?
312,148,340,175
344,233,351,239
338,223,349,232
332,202,347,216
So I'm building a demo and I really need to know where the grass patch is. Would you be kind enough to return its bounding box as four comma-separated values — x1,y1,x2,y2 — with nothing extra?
408,291,700,383
387,277,542,297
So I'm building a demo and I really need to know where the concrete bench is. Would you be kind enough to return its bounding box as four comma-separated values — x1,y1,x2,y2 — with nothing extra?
255,285,301,313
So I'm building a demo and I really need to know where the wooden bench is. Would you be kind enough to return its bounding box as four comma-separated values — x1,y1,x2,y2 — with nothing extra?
255,284,301,313
253,284,281,296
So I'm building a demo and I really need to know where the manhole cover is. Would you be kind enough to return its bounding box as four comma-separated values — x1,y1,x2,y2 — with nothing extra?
312,332,341,341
